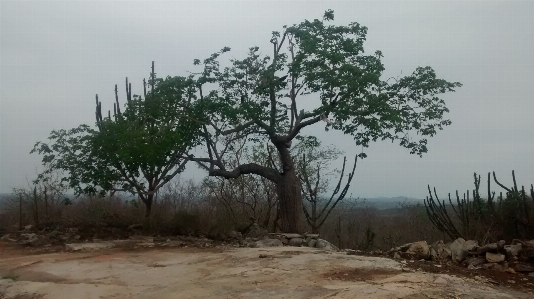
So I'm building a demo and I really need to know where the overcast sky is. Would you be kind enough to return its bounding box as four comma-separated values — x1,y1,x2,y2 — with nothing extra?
1,0,533,199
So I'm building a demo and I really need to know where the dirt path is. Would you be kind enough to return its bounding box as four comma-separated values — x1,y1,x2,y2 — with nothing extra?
0,246,532,299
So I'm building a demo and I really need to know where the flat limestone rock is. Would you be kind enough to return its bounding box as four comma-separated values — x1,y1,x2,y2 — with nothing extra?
66,242,115,251
288,238,305,247
278,233,304,239
303,234,320,239
0,247,532,299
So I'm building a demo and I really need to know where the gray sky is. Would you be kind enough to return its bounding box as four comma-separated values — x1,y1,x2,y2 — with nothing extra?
1,0,533,199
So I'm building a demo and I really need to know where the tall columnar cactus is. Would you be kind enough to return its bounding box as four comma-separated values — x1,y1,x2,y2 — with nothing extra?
425,170,534,242
423,186,461,239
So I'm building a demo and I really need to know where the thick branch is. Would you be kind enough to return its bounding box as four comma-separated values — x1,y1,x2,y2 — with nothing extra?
189,156,224,170
287,114,323,141
209,163,281,183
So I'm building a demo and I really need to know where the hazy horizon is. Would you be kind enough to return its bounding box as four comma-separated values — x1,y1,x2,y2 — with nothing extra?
1,1,533,199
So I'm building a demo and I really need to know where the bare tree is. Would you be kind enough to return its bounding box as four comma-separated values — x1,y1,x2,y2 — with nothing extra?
300,154,358,233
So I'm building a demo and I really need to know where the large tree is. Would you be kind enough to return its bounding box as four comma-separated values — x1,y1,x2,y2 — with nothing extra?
31,64,203,217
190,10,461,233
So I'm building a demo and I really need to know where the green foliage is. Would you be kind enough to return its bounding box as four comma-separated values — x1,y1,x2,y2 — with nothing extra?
188,10,460,233
31,125,111,195
195,10,461,157
31,71,204,200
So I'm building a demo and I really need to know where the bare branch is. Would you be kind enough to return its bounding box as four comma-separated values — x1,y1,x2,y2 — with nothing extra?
221,121,255,135
276,31,288,54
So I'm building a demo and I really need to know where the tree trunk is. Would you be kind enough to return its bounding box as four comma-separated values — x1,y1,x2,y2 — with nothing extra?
277,168,302,233
311,198,318,234
19,194,23,231
272,201,280,232
144,194,153,218
33,187,39,227
275,144,302,233
44,187,48,223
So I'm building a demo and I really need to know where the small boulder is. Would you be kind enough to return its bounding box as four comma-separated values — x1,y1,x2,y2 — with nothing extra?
505,268,516,274
476,243,498,255
497,240,506,249
247,223,268,239
521,240,534,261
398,242,413,252
504,244,522,260
429,248,437,260
66,242,115,251
128,223,143,231
481,263,506,271
433,277,448,285
111,239,138,247
514,264,534,273
464,240,479,252
0,234,15,242
304,233,319,239
288,237,305,247
486,252,505,263
465,256,486,268
406,241,430,259
450,238,468,263
129,236,153,242
253,239,283,248
18,233,49,247
308,239,317,248
20,233,37,240
431,240,451,260
280,233,303,239
228,230,243,239
315,239,338,251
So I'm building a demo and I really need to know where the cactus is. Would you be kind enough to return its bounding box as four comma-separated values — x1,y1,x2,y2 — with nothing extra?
425,170,534,242
423,186,461,239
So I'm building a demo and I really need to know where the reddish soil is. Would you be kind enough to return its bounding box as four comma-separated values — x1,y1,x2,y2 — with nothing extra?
403,259,534,292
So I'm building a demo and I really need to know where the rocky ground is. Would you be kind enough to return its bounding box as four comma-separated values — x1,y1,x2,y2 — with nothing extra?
1,244,533,299
382,237,534,290
1,226,534,298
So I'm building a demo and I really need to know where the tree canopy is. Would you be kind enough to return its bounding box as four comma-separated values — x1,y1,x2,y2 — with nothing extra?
190,10,461,232
194,10,461,160
31,65,203,216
